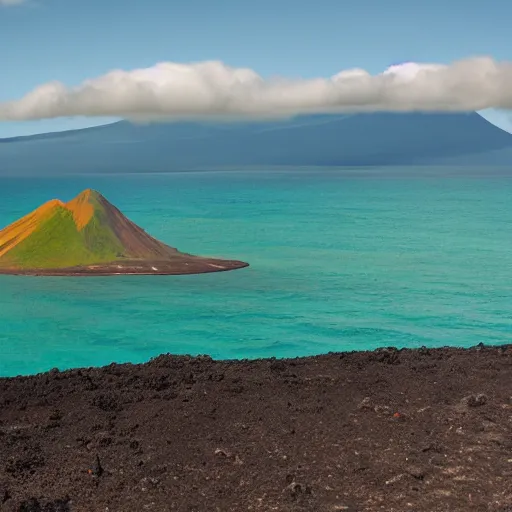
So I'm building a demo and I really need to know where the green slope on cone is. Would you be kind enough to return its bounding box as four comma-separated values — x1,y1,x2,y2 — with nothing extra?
1,205,125,269
0,189,171,270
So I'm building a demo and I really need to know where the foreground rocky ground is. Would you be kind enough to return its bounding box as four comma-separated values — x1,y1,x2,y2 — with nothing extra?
1,344,512,511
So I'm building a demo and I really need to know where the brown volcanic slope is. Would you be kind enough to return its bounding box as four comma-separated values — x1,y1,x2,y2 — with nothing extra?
0,189,248,276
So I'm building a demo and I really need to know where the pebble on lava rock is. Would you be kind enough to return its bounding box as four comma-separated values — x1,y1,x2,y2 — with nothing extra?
462,394,488,407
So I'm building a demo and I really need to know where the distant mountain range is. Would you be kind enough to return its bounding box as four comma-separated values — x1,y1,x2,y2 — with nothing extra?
1,112,512,174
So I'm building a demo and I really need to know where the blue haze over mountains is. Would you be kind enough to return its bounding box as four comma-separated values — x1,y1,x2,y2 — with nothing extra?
1,112,512,174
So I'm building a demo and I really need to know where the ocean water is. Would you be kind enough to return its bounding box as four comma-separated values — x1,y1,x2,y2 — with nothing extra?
1,169,512,377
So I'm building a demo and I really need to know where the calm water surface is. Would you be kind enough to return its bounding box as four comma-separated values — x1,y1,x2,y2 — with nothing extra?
1,169,512,376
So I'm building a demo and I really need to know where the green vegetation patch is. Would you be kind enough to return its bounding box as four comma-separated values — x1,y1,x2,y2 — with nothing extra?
1,206,125,269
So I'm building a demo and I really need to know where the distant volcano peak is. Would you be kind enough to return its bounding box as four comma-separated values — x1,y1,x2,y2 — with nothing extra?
65,189,104,230
73,188,101,200
40,198,66,211
0,190,248,276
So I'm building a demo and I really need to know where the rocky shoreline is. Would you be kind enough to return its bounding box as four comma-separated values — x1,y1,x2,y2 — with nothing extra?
0,258,249,277
1,344,512,511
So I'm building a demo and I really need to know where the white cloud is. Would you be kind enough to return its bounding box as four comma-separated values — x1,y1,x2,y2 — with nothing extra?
1,57,512,121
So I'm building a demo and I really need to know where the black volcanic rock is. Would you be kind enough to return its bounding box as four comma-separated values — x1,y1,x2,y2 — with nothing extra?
1,345,512,510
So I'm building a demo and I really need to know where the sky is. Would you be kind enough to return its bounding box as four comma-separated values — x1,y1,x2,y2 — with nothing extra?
1,0,512,137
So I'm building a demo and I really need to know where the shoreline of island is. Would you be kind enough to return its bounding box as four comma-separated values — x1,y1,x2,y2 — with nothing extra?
0,258,249,277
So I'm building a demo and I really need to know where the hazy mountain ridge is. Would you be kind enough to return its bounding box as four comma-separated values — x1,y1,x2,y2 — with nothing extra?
1,113,512,174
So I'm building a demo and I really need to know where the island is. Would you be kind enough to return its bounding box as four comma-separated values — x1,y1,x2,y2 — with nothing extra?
0,189,248,276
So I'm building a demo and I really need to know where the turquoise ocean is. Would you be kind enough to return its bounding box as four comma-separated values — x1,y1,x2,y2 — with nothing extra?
1,169,512,377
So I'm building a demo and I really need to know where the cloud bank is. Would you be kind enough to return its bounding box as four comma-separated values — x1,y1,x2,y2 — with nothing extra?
1,57,512,122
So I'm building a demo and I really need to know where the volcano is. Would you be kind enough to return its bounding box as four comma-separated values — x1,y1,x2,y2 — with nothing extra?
2,113,512,174
0,189,248,276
